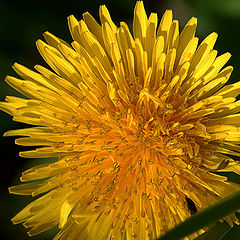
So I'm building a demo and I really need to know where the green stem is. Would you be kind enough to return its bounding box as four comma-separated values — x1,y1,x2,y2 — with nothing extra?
157,191,240,240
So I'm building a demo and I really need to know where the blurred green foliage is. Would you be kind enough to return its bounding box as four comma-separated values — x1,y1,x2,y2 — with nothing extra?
1,0,240,239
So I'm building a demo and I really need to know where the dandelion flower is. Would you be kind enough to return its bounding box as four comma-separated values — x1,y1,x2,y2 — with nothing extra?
1,1,240,239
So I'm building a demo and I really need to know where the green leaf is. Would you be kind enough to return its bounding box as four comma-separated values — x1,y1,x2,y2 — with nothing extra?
157,191,240,240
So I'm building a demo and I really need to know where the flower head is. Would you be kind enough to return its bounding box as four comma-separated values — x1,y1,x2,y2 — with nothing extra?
1,1,240,239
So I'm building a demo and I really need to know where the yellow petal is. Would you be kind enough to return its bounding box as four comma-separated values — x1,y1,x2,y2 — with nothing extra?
157,10,173,52
133,1,148,44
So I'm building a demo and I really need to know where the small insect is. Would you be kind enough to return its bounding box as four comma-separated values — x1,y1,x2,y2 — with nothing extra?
186,197,197,215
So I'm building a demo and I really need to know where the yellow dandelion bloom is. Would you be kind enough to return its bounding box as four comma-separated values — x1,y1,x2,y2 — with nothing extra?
1,1,240,239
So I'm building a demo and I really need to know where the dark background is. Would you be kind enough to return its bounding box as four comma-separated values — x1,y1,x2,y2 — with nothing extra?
1,0,240,239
